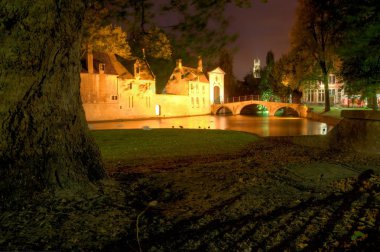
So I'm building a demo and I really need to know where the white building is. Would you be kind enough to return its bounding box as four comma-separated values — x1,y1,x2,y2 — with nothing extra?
80,52,225,121
302,74,345,105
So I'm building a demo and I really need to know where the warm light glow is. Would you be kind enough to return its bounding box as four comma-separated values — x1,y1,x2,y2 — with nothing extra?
281,75,290,86
155,104,161,116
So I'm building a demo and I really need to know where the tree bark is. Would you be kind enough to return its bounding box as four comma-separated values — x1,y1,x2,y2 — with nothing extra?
370,93,378,111
320,61,330,112
0,0,105,204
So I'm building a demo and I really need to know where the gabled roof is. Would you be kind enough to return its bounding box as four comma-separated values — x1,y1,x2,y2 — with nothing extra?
208,67,225,75
168,65,209,84
115,56,155,80
81,52,133,79
137,59,155,80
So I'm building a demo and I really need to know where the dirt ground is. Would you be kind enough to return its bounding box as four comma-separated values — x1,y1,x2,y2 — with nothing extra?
107,138,380,251
1,137,379,251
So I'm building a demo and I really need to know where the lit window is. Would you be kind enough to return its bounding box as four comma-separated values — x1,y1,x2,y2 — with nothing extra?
318,90,325,102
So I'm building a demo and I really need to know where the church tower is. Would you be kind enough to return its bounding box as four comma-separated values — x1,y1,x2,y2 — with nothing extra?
253,58,261,78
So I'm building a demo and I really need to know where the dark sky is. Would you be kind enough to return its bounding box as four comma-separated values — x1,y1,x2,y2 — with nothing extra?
225,0,298,79
154,0,298,80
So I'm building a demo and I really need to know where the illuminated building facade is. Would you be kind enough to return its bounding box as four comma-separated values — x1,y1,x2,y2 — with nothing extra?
302,75,380,107
80,52,225,121
302,74,345,105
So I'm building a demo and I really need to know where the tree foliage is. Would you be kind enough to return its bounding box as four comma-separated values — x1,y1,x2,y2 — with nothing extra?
336,0,380,109
83,24,132,58
160,0,266,68
259,51,275,94
218,49,237,98
291,0,342,111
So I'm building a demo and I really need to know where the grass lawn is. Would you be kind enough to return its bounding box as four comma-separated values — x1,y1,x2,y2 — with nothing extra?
308,105,372,119
91,129,259,166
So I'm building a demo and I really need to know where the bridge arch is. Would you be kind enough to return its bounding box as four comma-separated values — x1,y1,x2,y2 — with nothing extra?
215,106,233,115
274,106,299,117
239,104,269,116
211,99,308,117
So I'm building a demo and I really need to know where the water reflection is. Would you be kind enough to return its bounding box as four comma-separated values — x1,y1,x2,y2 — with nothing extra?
88,115,332,137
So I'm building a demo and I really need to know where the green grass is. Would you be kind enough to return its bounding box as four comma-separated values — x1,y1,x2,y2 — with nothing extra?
308,105,372,119
91,129,259,165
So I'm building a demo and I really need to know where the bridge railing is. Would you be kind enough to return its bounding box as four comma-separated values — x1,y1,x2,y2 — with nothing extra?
224,95,260,103
223,95,291,104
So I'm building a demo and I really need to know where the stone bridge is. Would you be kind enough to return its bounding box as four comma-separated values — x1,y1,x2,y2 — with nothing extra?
211,99,308,117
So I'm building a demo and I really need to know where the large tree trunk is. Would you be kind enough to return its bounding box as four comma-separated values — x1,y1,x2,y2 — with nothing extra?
0,0,105,205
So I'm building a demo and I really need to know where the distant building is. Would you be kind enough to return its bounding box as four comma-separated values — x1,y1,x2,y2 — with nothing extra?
253,58,261,78
80,52,225,121
301,74,380,107
301,74,345,105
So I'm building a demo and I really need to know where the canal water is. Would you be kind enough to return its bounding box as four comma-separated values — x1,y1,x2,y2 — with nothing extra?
88,115,333,137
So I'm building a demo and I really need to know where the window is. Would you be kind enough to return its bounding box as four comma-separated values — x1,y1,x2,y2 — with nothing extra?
202,85,205,94
203,98,205,107
191,97,194,108
318,90,325,102
307,90,314,102
129,96,134,108
127,83,133,89
196,84,199,94
305,90,310,102
329,75,336,84
196,97,199,108
111,95,118,100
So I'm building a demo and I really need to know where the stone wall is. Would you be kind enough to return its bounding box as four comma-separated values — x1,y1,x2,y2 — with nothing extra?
328,110,380,155
306,111,342,126
279,110,380,155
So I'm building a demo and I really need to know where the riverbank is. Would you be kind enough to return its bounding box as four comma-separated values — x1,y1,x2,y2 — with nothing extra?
1,130,379,251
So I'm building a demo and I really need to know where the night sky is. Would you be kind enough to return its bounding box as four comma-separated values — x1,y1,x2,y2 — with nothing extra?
155,0,298,80
225,0,298,79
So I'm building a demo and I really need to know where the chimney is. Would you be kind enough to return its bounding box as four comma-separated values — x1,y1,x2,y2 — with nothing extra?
176,59,182,70
134,60,140,79
142,48,146,59
197,56,203,72
87,48,94,74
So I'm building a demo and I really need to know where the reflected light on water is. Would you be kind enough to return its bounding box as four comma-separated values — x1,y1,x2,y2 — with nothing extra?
88,115,333,137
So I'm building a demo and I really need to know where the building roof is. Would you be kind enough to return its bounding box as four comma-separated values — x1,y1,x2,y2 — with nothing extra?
81,52,133,79
167,65,209,84
208,67,226,75
115,56,155,81
163,60,209,95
